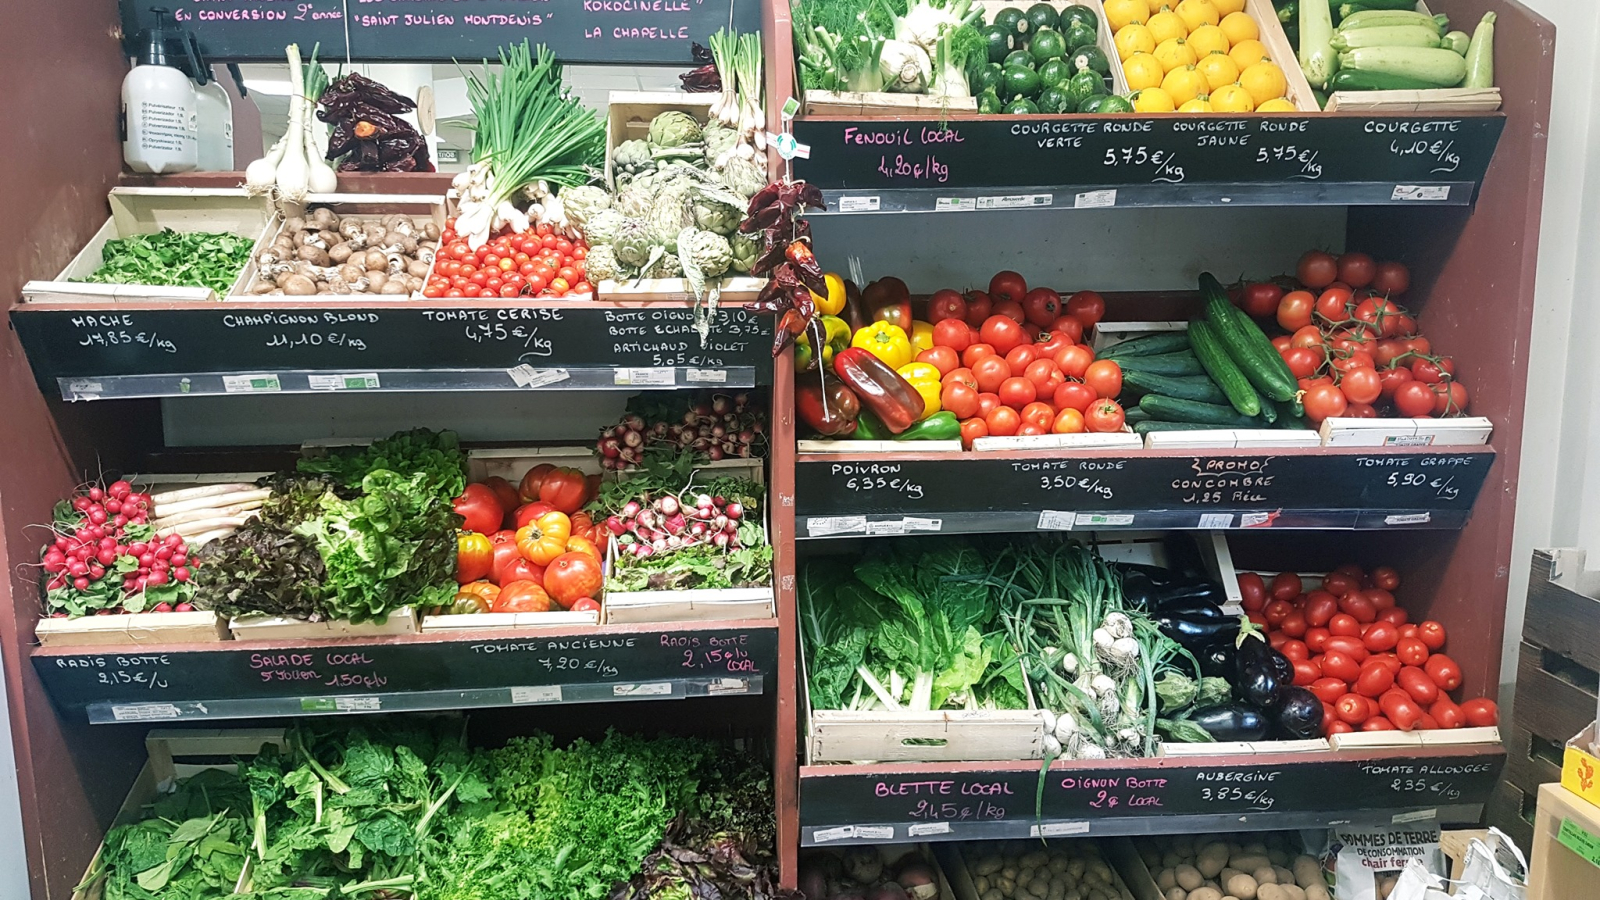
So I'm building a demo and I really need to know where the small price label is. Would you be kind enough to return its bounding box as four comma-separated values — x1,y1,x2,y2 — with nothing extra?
511,685,563,704
1385,513,1432,526
1076,513,1134,527
223,374,282,393
1198,513,1234,529
1240,512,1274,527
686,368,728,384
336,697,382,712
807,516,867,537
509,365,571,388
1559,819,1600,870
67,380,104,397
838,196,881,213
935,198,977,212
1037,510,1076,531
613,368,676,386
613,682,673,697
907,822,952,836
866,520,907,536
977,194,1052,210
111,703,182,721
1392,185,1451,201
1030,822,1090,837
1075,190,1117,209
308,373,380,391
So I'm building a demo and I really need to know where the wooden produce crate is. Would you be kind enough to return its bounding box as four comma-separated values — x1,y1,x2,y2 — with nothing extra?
1320,415,1494,448
940,837,1137,900
71,728,282,900
22,187,273,304
439,192,595,301
1325,1,1503,113
1110,833,1327,900
599,91,767,304
1246,0,1323,112
804,844,958,900
1527,783,1599,900
234,193,445,299
802,91,979,117
975,0,1129,97
230,606,419,640
37,612,228,648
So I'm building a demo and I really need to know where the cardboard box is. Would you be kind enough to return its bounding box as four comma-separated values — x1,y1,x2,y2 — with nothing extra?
1561,722,1600,810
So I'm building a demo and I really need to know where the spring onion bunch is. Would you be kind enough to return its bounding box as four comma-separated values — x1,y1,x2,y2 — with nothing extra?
244,44,337,200
452,42,604,248
708,30,767,161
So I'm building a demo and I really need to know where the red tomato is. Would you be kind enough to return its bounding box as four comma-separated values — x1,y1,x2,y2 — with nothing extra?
1304,592,1339,627
493,580,554,613
1461,698,1499,727
1310,677,1348,703
1017,422,1048,436
1336,693,1371,725
514,501,556,529
917,346,960,375
1424,654,1463,690
1364,588,1396,611
1238,572,1268,611
1416,620,1447,650
1053,381,1098,414
1322,702,1339,735
1050,316,1087,344
481,476,521,516
500,556,546,586
1324,636,1369,661
1339,367,1383,405
959,417,988,449
976,392,1001,419
1381,690,1423,731
1397,666,1439,705
538,466,589,515
1298,250,1338,289
1396,637,1430,667
992,300,1026,324
1434,381,1470,417
1084,359,1123,399
1025,359,1065,397
1362,621,1399,652
1321,651,1361,683
1429,696,1465,729
1019,402,1055,429
1035,329,1074,359
1362,717,1396,731
1283,347,1322,379
988,270,1027,303
518,463,555,503
1054,345,1094,380
933,318,974,351
998,377,1037,409
1355,663,1395,697
1371,565,1401,591
1022,288,1063,328
1305,626,1331,654
1280,611,1308,639
1065,291,1106,326
964,290,994,328
1328,614,1361,637
927,289,968,324
1264,598,1294,627
1303,384,1348,422
491,541,523,583
453,483,505,535
1278,290,1315,331
941,382,981,419
1377,607,1410,626
1337,252,1376,288
1373,261,1411,295
1341,592,1377,624
1393,381,1438,417
1280,639,1309,660
1272,335,1293,354
1270,572,1303,602
1241,282,1284,317
985,406,1021,436
962,342,997,368
1329,720,1355,735
973,356,1012,393
1085,400,1126,433
981,315,1027,354
1323,571,1359,597
1315,286,1354,323
1269,631,1289,651
456,532,494,584
543,552,603,608
1052,408,1086,434
944,367,978,390
1292,658,1321,686
1004,344,1040,372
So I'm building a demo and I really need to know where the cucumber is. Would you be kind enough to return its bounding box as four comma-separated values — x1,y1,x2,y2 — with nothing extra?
1187,319,1261,416
1134,421,1236,435
1124,406,1151,424
1117,351,1207,377
1139,395,1260,427
1337,46,1468,87
1330,25,1442,51
1298,0,1337,91
1200,274,1298,402
1464,12,1495,88
1329,67,1444,91
1258,399,1279,424
1442,30,1470,56
1338,10,1449,34
1277,396,1306,420
1122,370,1230,405
1100,332,1192,359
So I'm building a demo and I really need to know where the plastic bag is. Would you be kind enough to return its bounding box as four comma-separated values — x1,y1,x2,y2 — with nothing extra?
1320,823,1444,900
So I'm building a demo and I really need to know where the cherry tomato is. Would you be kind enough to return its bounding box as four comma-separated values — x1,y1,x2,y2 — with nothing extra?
1328,613,1361,638
1065,290,1106,326
1424,653,1463,691
998,377,1037,410
1264,598,1294,627
1305,627,1331,654
1341,592,1377,624
1278,290,1315,331
1362,621,1399,652
1084,360,1123,399
1085,400,1126,433
1397,666,1439,705
1271,572,1303,602
1238,572,1268,612
1336,693,1371,725
1311,677,1349,704
1298,250,1338,289
1396,637,1430,667
1321,651,1361,683
1053,381,1098,414
1355,662,1395,697
1381,690,1423,731
985,406,1021,437
1417,620,1447,651
1461,698,1499,727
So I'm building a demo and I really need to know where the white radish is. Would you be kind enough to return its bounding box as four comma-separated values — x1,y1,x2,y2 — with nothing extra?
154,500,265,529
149,483,259,505
165,514,255,536
154,489,270,518
185,528,236,547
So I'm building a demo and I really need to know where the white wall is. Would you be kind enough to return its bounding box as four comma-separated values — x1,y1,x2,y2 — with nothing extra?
1503,0,1600,705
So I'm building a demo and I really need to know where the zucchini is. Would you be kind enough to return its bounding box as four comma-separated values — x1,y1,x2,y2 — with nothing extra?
1139,395,1260,427
1338,0,1423,16
1187,319,1261,416
1442,30,1470,56
1299,0,1337,90
1337,46,1468,87
1339,10,1449,33
1200,274,1298,402
1101,332,1191,359
1134,421,1236,435
1117,351,1207,377
1464,12,1495,88
1329,67,1443,91
1122,370,1230,405
1331,25,1442,51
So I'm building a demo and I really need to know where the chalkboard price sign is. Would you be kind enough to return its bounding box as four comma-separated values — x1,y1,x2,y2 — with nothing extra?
792,115,1505,196
800,748,1505,844
123,0,761,64
35,625,778,721
13,304,774,393
797,450,1495,535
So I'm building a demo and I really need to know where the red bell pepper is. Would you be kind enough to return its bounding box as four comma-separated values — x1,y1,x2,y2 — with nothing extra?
797,373,861,437
862,276,915,331
832,347,925,434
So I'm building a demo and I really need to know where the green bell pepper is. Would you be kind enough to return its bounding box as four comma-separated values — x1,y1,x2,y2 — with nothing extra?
853,410,892,441
794,315,852,372
894,411,961,441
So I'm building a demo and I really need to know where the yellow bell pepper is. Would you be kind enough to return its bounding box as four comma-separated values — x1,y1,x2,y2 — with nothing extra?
794,315,851,372
897,362,943,419
851,321,913,368
910,320,935,353
811,273,847,316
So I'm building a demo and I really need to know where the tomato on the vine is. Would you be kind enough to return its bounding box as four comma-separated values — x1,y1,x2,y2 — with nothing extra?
1278,290,1315,331
1339,367,1382,404
1302,384,1348,422
1241,282,1283,317
1298,250,1338,288
1393,381,1438,417
1337,252,1376,288
1315,287,1355,323
1283,347,1322,379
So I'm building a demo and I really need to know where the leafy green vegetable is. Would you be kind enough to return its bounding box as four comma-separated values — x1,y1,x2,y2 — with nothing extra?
195,475,338,621
298,428,467,502
81,229,254,294
607,541,772,592
85,809,250,900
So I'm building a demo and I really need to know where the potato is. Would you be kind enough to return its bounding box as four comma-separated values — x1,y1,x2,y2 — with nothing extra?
1002,867,1020,880
1163,853,1186,870
1050,857,1070,874
975,857,1004,877
976,876,991,893
1229,855,1270,875
1197,845,1231,879
1303,887,1330,900
997,877,1016,895
981,890,1004,900
1224,874,1258,900
1186,890,1223,900
1022,852,1049,869
1291,857,1321,890
1157,870,1178,892
1251,867,1277,885
1176,866,1204,891
1280,887,1305,900
1028,877,1051,897
1256,886,1288,900
1271,867,1294,887
1219,869,1244,886
1266,850,1289,867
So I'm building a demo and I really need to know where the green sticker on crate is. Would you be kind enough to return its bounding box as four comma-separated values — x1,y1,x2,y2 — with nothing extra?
300,698,338,712
1558,818,1600,870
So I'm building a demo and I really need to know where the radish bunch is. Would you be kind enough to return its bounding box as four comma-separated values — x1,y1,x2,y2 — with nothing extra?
596,392,769,471
40,480,198,616
606,491,749,559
